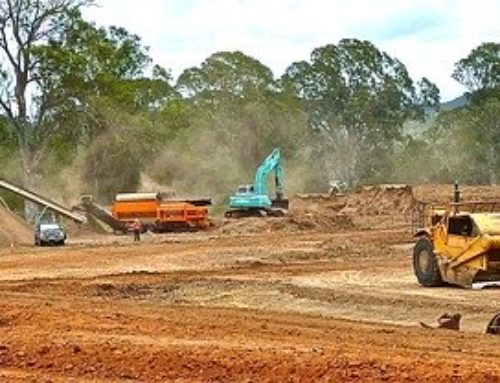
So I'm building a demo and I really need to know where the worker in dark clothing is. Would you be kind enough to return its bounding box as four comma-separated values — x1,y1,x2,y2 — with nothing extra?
131,218,142,242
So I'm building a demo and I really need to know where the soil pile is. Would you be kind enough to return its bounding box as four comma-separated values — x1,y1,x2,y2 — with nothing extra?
344,184,415,215
295,184,415,216
65,220,106,237
287,210,353,231
413,184,500,203
218,185,417,234
287,197,353,231
0,206,32,247
218,198,354,234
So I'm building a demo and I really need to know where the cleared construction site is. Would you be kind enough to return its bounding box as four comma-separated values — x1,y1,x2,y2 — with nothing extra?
0,178,500,382
0,0,499,379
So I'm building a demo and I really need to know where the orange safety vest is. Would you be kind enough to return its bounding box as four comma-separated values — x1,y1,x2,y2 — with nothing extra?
130,220,141,231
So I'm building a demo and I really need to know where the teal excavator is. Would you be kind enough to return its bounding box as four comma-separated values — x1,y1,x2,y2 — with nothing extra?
225,148,289,218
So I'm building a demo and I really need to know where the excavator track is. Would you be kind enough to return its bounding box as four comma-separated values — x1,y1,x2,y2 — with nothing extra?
224,209,266,219
224,208,288,219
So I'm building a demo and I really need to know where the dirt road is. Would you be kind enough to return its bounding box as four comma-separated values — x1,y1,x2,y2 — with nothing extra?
0,224,499,382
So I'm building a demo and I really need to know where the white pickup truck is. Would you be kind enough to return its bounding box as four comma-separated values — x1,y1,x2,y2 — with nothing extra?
34,223,66,246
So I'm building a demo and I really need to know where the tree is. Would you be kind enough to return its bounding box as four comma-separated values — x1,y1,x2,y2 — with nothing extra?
282,38,440,185
0,1,174,194
0,0,93,187
431,97,500,184
82,124,143,202
32,14,176,167
452,42,500,93
147,51,312,200
35,18,175,113
416,77,440,112
176,50,288,165
416,42,500,185
177,51,276,105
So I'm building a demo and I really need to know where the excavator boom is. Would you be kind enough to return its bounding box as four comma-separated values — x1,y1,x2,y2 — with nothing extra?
253,148,284,196
226,148,288,218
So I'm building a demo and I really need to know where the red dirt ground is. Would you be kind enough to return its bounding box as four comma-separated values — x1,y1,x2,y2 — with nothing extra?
0,184,499,382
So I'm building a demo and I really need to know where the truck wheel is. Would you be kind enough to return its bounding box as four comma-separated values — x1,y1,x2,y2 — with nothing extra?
413,237,443,287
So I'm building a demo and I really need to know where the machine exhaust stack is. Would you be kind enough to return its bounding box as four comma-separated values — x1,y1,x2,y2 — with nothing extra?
453,181,461,203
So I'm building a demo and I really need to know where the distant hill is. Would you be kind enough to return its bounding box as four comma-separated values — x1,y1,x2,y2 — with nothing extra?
406,92,470,136
441,93,469,110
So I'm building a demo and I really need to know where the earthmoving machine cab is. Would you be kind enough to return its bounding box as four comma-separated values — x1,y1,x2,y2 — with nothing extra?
412,184,500,289
225,148,289,218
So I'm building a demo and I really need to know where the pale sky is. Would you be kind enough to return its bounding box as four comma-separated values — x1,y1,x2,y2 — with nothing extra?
83,0,500,101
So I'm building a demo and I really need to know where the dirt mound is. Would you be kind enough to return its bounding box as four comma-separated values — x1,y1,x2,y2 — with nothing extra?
217,198,354,234
0,206,32,247
218,185,415,235
64,217,109,237
287,210,353,231
413,184,500,203
344,184,415,215
295,184,415,216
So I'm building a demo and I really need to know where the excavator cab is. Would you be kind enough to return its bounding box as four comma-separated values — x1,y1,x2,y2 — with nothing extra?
236,185,255,195
225,148,289,218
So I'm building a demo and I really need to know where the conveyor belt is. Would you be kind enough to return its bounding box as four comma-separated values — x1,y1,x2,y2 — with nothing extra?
0,178,86,223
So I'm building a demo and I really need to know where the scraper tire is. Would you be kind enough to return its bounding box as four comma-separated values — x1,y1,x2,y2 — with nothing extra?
486,313,500,335
413,237,444,287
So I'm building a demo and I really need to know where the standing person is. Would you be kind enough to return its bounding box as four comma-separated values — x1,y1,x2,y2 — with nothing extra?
131,218,142,242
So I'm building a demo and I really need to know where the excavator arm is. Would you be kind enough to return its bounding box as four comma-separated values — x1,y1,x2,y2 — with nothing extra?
253,148,284,197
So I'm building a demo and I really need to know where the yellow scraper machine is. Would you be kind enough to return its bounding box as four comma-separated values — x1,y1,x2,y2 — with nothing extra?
412,183,500,289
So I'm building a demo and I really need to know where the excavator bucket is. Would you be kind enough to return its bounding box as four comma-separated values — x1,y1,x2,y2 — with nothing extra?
271,198,289,210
